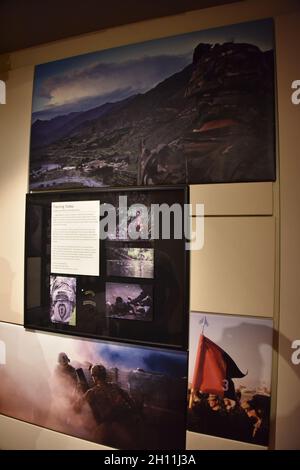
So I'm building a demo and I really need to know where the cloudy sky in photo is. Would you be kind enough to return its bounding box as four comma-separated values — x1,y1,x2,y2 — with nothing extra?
0,322,187,379
32,18,274,122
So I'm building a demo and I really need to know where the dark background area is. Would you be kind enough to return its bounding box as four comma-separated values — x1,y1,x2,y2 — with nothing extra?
0,0,241,54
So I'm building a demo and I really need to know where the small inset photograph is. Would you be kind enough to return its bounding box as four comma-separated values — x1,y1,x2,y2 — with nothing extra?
106,246,154,279
106,193,152,241
126,204,151,240
106,282,153,321
50,276,76,326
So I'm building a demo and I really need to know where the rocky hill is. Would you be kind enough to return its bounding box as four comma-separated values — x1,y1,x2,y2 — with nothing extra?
29,41,275,189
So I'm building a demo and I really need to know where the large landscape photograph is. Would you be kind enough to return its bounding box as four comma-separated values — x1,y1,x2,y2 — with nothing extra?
29,19,275,189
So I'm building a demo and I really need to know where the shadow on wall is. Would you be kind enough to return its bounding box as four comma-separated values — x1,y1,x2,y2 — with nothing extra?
0,258,17,321
200,320,300,449
220,322,274,390
218,321,274,447
0,257,52,447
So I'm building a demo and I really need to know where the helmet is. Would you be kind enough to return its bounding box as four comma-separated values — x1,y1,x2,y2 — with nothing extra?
54,291,69,302
91,364,107,381
58,352,70,364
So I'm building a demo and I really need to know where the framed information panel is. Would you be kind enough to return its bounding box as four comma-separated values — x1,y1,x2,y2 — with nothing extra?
24,186,189,350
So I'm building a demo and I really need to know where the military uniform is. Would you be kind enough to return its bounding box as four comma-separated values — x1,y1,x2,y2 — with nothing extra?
82,380,140,448
84,381,134,425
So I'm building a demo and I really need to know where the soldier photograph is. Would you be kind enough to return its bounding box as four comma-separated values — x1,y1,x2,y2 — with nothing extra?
50,276,76,325
0,323,187,450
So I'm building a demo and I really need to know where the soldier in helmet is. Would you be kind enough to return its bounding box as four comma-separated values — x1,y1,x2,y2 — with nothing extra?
75,363,139,448
54,352,78,399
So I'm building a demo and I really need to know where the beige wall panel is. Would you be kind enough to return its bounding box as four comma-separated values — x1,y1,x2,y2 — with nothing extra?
275,11,300,450
186,431,266,450
0,414,112,450
190,217,275,316
0,66,33,325
190,183,273,216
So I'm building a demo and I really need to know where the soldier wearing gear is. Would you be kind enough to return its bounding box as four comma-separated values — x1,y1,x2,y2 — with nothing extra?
91,364,106,384
76,363,140,448
85,364,135,423
54,352,78,398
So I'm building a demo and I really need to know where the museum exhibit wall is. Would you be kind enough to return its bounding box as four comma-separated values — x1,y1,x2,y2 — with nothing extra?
0,0,299,450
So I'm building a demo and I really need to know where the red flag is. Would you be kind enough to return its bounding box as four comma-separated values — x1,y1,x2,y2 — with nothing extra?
192,334,246,398
192,334,226,396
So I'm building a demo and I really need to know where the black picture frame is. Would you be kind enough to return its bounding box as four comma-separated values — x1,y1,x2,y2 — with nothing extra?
24,186,189,350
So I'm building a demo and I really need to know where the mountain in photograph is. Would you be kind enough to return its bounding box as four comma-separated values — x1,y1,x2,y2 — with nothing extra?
29,22,276,190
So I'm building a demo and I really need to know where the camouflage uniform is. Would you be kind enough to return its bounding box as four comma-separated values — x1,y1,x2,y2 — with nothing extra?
80,365,140,448
84,381,135,425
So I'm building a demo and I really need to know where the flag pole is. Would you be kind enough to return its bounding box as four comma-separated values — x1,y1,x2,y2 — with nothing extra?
189,388,194,409
202,315,207,335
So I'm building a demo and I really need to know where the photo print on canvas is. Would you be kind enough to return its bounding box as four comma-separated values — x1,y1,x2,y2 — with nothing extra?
188,312,273,446
29,19,275,190
0,322,187,450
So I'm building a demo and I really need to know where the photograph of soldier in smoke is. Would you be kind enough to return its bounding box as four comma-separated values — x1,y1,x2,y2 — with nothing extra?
187,312,273,446
0,322,187,449
106,246,154,279
106,282,153,321
50,276,76,325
